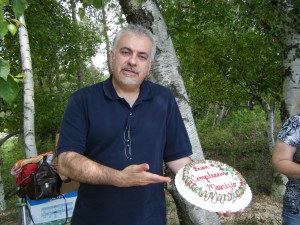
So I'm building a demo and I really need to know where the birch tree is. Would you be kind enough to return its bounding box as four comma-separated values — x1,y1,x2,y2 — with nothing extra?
71,0,84,89
118,0,219,224
0,173,5,211
282,5,300,117
271,0,300,202
18,14,37,157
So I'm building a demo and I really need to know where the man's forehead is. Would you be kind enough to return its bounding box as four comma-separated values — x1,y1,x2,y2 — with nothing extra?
117,32,152,53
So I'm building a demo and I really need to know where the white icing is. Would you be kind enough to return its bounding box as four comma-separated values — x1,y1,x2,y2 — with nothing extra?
175,160,252,212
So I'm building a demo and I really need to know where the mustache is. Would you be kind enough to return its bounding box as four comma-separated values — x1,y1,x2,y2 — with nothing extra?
121,66,139,74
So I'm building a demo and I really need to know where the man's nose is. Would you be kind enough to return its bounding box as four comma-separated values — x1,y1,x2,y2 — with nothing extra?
128,54,138,65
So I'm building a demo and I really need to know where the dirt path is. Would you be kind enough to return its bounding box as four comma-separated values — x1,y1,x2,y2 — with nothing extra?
166,193,283,225
0,194,282,225
220,195,282,225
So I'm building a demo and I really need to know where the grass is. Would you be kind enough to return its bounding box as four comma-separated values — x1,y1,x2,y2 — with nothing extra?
0,138,25,210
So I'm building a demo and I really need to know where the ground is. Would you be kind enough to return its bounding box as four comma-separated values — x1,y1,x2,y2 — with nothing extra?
220,195,282,225
0,194,282,225
166,193,283,225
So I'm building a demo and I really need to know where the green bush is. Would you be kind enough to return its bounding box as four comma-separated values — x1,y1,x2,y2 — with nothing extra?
1,138,25,210
197,107,273,195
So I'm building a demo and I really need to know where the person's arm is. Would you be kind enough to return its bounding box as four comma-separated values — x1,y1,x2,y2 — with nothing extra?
57,151,171,187
166,156,192,174
272,139,300,179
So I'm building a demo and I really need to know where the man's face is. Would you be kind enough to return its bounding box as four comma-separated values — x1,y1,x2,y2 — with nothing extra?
110,32,153,90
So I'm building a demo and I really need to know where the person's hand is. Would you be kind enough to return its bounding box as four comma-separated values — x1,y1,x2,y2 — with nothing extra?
118,163,171,187
216,209,244,217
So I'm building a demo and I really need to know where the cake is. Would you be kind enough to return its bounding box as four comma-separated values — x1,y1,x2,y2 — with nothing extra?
175,160,252,212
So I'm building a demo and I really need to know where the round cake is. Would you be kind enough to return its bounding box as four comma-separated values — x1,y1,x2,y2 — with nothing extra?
175,160,252,212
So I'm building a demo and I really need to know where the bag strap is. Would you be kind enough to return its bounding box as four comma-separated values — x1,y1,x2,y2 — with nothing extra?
4,187,19,200
18,173,34,187
26,203,36,225
61,194,68,224
42,155,47,164
4,174,34,200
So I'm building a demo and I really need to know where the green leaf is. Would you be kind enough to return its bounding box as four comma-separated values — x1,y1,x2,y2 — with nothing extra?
1,0,10,4
83,0,93,5
79,8,85,20
0,20,8,38
0,58,10,80
0,5,4,20
0,75,20,105
93,0,103,9
11,18,24,27
12,0,28,17
14,73,25,80
7,23,17,36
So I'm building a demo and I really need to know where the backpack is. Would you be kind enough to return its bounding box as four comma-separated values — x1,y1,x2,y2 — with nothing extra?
25,155,62,200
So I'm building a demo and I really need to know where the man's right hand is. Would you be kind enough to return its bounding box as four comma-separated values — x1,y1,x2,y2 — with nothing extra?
118,163,171,187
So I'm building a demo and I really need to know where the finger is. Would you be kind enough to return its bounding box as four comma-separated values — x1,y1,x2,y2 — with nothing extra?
127,163,149,173
143,172,171,184
216,211,224,216
139,163,150,171
225,210,232,217
235,209,244,215
217,210,231,217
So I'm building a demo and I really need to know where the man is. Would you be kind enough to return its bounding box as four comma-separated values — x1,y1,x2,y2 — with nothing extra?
57,24,231,225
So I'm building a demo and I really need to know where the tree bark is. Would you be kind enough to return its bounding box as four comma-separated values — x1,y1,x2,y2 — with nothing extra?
18,14,37,158
0,173,6,211
71,0,84,89
118,0,219,224
271,1,300,202
101,3,113,76
282,36,300,116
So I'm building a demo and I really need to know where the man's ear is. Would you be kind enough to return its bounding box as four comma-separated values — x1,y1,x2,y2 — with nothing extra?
109,50,114,61
147,60,153,75
109,50,114,69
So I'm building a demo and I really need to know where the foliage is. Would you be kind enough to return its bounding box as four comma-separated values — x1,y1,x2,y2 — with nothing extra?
0,92,23,134
159,0,284,116
0,0,27,105
0,0,104,139
197,107,277,195
0,137,25,209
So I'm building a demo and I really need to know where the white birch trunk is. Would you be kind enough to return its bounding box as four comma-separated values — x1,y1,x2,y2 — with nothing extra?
273,33,300,202
0,173,6,211
271,2,300,202
71,0,84,89
258,97,276,152
19,14,37,158
118,0,219,224
282,32,300,116
259,96,287,202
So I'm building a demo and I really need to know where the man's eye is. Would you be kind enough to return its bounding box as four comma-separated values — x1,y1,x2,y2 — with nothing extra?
139,55,148,60
121,50,129,55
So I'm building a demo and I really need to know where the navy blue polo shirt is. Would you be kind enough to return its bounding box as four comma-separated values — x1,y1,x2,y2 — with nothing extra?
58,77,192,225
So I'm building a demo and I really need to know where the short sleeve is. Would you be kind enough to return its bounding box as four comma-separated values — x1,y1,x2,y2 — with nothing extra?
277,115,300,148
57,91,88,155
163,94,192,162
